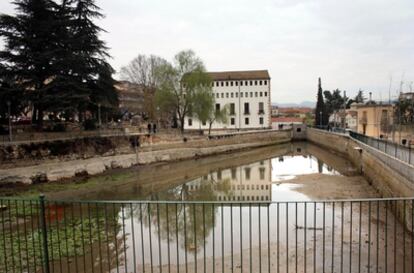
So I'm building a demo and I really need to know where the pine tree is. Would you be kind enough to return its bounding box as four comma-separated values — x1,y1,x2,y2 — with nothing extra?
50,0,117,120
0,0,118,126
0,0,60,125
315,77,327,127
90,61,119,118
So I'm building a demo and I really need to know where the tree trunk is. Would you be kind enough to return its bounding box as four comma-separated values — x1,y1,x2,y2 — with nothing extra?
179,116,185,134
208,121,213,136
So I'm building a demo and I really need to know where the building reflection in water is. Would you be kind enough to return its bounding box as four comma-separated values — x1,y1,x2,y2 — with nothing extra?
185,159,272,202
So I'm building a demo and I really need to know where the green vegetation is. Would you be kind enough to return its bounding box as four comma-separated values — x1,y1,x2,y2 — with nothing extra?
0,204,120,273
155,50,213,133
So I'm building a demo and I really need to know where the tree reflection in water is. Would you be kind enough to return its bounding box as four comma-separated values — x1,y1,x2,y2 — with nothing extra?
131,177,232,255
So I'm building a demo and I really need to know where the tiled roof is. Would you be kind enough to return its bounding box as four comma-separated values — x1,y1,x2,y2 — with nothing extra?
207,70,270,81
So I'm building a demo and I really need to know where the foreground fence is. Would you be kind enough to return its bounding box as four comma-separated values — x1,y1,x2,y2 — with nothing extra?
0,197,413,273
350,131,413,166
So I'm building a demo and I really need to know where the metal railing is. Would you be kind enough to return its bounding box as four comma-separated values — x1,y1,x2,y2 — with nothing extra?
350,131,413,165
0,197,413,273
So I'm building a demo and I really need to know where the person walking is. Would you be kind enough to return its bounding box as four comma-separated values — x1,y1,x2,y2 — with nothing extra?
153,123,157,134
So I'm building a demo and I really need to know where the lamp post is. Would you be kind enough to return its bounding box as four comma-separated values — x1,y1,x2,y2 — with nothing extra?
98,103,102,128
319,111,322,127
6,101,12,142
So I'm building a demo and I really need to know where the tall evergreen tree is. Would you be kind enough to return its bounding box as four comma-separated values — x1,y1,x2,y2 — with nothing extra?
315,77,327,127
50,0,117,120
0,0,60,125
0,0,118,125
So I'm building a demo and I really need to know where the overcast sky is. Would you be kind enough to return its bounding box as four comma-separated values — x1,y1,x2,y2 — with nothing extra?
1,0,414,104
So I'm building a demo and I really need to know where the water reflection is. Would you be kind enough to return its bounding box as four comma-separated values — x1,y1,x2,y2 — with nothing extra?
151,142,345,203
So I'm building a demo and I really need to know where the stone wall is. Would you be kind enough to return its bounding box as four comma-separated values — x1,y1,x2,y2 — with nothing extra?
0,130,291,184
307,128,414,229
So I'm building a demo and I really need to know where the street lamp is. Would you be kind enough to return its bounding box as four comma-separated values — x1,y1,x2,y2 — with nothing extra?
319,111,322,127
6,101,12,142
98,103,102,128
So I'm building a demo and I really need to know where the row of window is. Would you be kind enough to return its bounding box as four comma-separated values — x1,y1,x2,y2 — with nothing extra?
215,91,268,99
188,183,270,191
214,80,268,87
217,195,270,201
219,102,265,115
230,117,265,126
188,116,265,126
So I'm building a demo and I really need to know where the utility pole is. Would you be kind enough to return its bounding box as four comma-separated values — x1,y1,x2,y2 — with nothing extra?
98,103,102,128
7,101,12,142
343,90,347,129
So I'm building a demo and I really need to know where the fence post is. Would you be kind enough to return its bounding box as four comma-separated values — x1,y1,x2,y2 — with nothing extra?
39,195,50,273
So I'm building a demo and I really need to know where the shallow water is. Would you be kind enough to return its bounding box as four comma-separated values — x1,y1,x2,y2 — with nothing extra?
1,142,412,273
22,141,373,202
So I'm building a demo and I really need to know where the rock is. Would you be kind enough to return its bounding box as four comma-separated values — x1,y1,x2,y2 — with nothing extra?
31,172,48,184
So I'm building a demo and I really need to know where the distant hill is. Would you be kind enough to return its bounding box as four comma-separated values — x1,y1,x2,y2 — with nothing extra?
272,101,315,108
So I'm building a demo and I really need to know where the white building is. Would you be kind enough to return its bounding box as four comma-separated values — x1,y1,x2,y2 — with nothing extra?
186,159,272,202
185,70,271,130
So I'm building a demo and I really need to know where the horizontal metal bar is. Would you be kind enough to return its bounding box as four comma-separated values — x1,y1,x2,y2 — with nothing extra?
34,197,414,204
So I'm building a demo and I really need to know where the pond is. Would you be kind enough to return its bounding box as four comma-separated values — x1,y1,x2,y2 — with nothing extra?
1,142,412,273
3,142,377,201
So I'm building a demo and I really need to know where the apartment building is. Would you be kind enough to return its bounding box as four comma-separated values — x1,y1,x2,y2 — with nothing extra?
185,70,271,130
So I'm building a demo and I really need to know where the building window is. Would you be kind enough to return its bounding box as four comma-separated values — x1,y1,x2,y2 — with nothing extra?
255,80,258,85
216,93,219,98
231,168,237,180
245,92,248,97
231,81,233,86
259,117,264,125
249,80,253,85
235,93,238,98
245,167,251,180
216,103,220,112
241,92,243,98
231,117,235,125
216,82,220,87
226,82,229,87
264,92,267,97
264,80,267,85
245,117,249,125
259,102,264,114
244,103,250,115
250,92,253,97
231,92,234,98
235,81,238,86
221,82,224,87
240,81,243,86
217,170,222,180
230,103,235,115
221,93,224,98
260,92,263,97
245,81,248,86
255,92,258,97
226,93,229,98
260,80,263,85
188,119,192,126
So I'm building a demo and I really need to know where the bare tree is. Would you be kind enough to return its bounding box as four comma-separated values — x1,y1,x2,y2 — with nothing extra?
120,55,168,120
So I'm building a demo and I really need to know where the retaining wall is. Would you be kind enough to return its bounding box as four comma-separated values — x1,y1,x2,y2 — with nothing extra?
307,128,414,229
0,130,291,184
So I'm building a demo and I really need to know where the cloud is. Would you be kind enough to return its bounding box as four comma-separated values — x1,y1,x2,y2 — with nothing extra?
1,0,414,103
